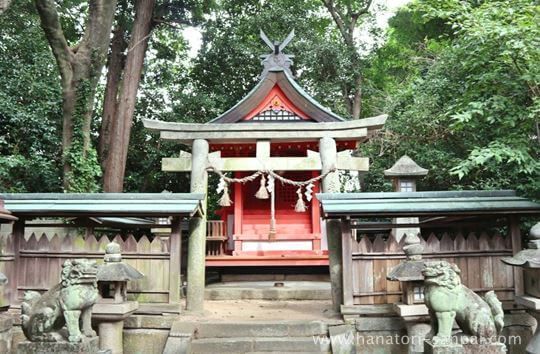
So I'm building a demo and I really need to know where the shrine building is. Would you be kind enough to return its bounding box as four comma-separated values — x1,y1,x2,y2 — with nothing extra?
143,31,386,299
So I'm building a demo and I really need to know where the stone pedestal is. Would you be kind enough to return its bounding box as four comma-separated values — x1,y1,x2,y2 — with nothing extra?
93,301,138,354
462,341,506,354
424,339,464,354
394,303,430,354
516,295,540,354
425,334,507,354
0,313,12,353
17,336,108,354
97,322,123,354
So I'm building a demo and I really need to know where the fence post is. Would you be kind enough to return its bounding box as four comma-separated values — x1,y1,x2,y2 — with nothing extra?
509,216,524,296
341,219,353,307
169,216,182,304
10,219,24,304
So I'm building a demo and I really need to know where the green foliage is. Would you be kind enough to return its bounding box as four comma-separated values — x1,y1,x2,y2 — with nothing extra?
362,0,539,199
1,0,538,202
64,140,102,193
0,1,63,192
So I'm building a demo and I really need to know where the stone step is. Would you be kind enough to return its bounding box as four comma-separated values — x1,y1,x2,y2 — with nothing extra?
246,352,331,354
205,281,331,300
173,320,330,339
191,336,331,354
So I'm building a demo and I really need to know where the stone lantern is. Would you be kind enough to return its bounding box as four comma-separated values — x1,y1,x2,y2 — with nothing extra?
94,242,144,354
502,222,540,354
384,155,428,193
384,155,428,242
387,232,430,354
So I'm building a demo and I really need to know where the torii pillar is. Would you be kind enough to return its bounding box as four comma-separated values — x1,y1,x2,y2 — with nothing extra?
186,139,209,313
319,137,343,312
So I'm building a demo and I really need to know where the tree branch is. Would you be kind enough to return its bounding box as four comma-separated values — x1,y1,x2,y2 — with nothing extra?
34,0,72,83
321,0,354,47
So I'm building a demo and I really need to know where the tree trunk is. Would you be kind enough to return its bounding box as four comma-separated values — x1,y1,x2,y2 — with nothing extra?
35,0,117,191
99,25,127,166
351,74,362,119
103,0,155,192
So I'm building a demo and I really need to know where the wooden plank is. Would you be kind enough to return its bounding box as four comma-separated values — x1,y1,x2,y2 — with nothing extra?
341,220,353,306
372,235,386,304
385,236,401,303
454,232,468,285
136,235,151,294
24,234,38,296
169,216,182,303
479,232,494,289
492,233,510,300
509,216,524,296
37,233,51,290
356,237,373,304
11,220,24,303
440,232,455,265
466,233,481,291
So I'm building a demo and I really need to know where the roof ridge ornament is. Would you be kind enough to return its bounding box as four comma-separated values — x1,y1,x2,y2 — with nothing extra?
260,29,295,78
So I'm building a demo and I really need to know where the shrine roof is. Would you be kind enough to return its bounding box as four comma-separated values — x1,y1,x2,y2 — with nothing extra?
317,190,540,218
209,68,344,123
1,193,205,218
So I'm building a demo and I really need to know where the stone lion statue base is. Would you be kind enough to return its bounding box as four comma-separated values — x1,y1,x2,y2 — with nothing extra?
422,261,504,345
21,259,99,343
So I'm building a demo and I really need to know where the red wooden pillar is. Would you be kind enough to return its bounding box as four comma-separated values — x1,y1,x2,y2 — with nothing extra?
233,172,243,255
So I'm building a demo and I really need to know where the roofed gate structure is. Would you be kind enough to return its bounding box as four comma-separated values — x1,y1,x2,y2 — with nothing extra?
144,31,386,311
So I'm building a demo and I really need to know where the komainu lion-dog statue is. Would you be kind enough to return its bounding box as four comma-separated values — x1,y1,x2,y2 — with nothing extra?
21,259,99,342
423,261,504,344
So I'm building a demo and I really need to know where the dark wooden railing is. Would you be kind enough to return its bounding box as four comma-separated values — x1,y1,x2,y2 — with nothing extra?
206,220,227,256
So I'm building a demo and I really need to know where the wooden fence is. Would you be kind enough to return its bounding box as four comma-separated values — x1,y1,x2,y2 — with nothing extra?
0,232,173,304
348,231,515,305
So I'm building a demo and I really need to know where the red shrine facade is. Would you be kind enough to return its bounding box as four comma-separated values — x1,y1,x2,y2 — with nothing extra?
144,31,386,267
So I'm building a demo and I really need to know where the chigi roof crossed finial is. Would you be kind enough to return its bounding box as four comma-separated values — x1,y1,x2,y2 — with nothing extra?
260,29,295,77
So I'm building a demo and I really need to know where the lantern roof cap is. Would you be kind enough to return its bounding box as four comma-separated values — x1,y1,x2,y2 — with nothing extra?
97,263,144,282
387,260,425,282
384,155,428,177
502,223,540,268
